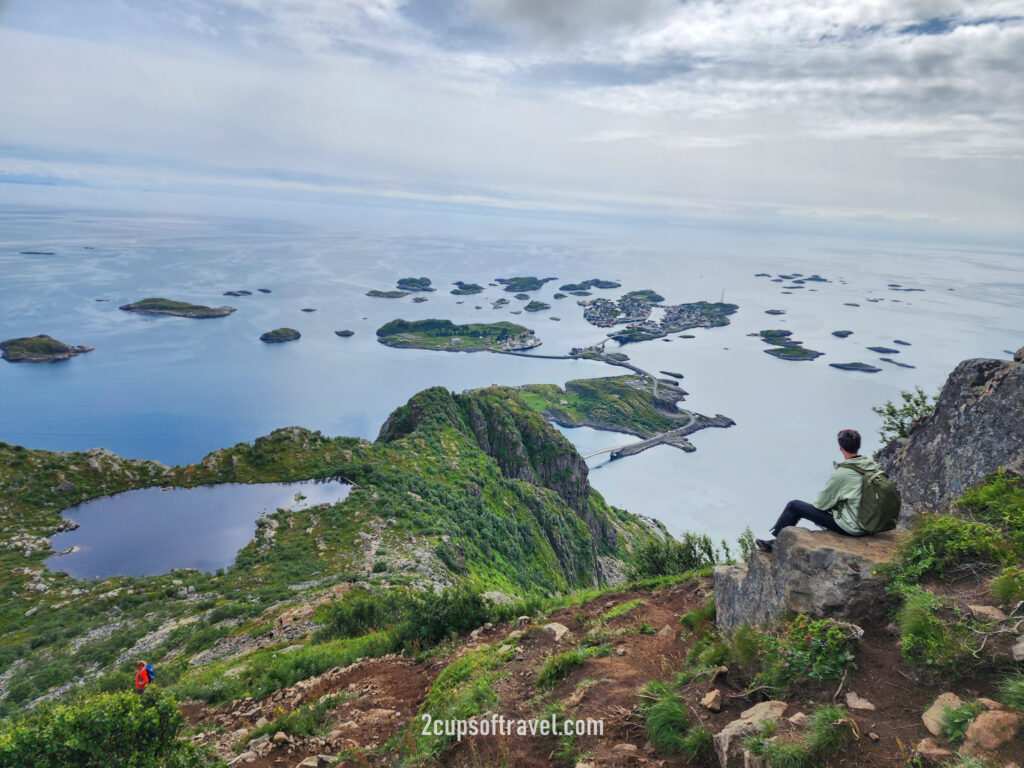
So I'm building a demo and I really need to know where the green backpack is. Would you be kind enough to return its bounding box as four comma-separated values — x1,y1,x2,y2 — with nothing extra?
842,462,901,533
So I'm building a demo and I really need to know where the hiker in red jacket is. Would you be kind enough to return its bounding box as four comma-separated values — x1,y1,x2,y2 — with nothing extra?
135,660,152,695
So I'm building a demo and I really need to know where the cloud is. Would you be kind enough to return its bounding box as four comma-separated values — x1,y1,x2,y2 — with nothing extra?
1,0,1022,232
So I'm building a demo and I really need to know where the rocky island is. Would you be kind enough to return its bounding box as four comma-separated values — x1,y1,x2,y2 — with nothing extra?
376,318,541,352
495,276,556,292
758,329,824,361
595,296,737,344
259,328,301,343
396,277,435,292
334,329,354,337
830,361,882,372
450,281,484,295
367,290,409,299
119,298,235,318
559,278,621,291
0,335,94,363
524,300,550,312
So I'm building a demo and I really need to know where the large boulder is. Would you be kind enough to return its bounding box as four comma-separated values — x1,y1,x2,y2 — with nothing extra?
713,527,904,634
877,355,1024,525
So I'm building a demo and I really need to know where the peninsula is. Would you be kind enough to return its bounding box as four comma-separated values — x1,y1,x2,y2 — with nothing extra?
518,375,735,456
118,298,235,318
0,335,94,363
376,318,541,352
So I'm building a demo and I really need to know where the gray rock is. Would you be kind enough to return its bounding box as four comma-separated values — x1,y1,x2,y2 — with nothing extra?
846,692,876,711
923,692,962,736
1012,634,1024,662
1015,345,1024,363
877,356,1024,525
713,527,903,634
714,701,787,768
701,688,722,712
542,622,570,642
968,604,1006,622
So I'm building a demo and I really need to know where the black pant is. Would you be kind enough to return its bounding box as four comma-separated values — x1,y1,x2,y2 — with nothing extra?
770,499,856,537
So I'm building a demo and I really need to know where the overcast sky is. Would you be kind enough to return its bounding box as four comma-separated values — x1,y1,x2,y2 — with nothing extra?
1,0,1022,233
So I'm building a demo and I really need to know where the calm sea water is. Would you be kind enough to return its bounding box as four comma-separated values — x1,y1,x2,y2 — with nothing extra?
2,205,1021,544
45,479,351,578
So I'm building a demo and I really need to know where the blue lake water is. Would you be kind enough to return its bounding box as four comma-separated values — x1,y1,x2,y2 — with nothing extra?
2,204,1022,546
44,479,350,579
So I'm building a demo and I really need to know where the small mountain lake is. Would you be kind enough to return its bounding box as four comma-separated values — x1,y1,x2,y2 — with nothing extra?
45,479,350,579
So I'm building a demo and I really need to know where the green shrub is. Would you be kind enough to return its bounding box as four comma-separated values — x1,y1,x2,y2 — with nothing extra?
956,468,1024,535
314,586,493,651
990,566,1024,604
644,690,689,754
896,587,970,673
805,704,854,753
627,533,726,579
731,615,858,691
726,624,762,678
245,693,349,744
679,725,713,758
891,515,1011,589
942,700,985,746
0,691,208,768
314,590,388,641
535,645,611,689
872,386,936,443
680,599,715,631
999,673,1024,711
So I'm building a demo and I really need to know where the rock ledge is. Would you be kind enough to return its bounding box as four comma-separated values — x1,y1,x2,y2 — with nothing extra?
713,527,906,634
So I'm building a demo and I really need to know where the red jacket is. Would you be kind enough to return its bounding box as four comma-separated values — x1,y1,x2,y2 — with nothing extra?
135,667,150,691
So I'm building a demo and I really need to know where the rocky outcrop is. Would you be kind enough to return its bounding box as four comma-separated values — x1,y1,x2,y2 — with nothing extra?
878,354,1024,525
375,386,651,586
713,527,905,634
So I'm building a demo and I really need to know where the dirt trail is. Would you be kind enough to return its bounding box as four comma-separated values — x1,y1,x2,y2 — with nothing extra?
185,577,1023,768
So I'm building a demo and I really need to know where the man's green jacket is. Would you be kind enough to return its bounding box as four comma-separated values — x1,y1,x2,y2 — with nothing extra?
813,455,878,535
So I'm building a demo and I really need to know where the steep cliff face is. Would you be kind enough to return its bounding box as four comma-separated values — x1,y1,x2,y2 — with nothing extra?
877,352,1024,525
377,386,635,574
379,386,589,509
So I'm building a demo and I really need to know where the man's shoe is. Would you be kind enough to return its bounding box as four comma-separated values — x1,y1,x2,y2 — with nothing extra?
755,538,774,553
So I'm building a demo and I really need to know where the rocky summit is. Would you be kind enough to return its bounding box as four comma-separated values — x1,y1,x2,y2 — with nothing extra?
878,350,1024,524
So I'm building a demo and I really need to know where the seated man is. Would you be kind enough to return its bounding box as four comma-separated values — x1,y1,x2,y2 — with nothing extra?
756,429,876,553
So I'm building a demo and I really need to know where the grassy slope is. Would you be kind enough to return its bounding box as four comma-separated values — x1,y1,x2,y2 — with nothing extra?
0,387,655,715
